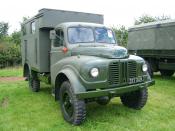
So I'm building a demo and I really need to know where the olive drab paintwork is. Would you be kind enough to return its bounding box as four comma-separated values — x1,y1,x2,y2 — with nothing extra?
128,20,175,50
21,8,154,98
21,8,103,73
128,20,175,75
21,9,154,125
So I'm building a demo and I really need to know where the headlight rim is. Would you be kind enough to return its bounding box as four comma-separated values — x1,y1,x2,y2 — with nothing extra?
90,67,99,78
142,63,148,72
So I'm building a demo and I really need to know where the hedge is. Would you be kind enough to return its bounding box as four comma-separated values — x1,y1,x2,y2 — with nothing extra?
0,42,21,68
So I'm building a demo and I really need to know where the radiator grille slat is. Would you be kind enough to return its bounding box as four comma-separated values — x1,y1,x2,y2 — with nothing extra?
109,62,119,85
128,61,137,78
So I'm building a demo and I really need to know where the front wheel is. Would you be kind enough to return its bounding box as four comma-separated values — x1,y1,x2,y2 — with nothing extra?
59,81,86,125
120,87,148,110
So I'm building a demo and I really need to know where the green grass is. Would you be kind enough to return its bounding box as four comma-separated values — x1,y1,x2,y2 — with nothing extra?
0,67,22,77
0,73,175,131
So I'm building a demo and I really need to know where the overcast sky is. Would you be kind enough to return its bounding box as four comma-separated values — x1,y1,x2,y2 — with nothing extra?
0,0,175,33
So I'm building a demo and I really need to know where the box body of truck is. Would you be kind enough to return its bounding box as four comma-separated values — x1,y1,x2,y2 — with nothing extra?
21,8,103,73
128,20,175,76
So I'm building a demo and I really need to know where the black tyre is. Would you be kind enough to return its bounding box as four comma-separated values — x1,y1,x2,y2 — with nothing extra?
96,96,110,105
59,81,86,125
145,61,153,78
28,73,33,88
120,88,148,110
32,79,40,92
28,73,40,92
160,70,174,77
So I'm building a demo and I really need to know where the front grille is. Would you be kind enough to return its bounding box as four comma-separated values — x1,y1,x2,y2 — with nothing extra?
108,61,137,86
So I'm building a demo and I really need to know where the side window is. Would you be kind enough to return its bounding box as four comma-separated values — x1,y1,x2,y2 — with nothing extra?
31,21,36,34
54,29,64,47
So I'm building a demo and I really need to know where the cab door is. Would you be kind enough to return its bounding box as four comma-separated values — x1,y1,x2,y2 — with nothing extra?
50,28,69,66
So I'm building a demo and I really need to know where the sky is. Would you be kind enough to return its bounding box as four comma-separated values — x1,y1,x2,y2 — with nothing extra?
0,0,175,33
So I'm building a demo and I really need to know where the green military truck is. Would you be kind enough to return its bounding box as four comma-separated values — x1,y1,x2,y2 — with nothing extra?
128,20,175,77
21,8,154,125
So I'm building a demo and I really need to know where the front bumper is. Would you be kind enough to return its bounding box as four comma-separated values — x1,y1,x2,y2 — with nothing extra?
76,80,155,99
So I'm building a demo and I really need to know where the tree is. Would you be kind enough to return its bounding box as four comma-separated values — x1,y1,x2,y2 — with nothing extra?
135,14,171,25
20,16,29,37
155,15,171,21
0,22,9,40
20,16,29,27
11,31,21,45
11,17,29,45
113,26,128,47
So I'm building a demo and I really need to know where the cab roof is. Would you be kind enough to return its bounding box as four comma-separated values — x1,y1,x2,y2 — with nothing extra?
55,22,106,29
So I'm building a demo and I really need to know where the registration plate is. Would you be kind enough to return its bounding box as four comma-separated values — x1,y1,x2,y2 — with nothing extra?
129,76,143,84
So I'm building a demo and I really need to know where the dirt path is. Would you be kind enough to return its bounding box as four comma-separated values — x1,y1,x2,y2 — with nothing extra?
0,77,25,82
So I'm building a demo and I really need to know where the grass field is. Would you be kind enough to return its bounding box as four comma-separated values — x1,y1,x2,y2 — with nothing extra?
0,68,175,131
0,67,22,77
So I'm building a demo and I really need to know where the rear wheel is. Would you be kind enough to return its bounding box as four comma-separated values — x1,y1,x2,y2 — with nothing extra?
28,72,33,88
120,87,148,110
28,72,40,92
59,81,86,125
32,79,40,92
160,70,174,77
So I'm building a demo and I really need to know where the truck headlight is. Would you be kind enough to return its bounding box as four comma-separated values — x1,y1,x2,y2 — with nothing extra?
90,68,99,77
142,64,148,72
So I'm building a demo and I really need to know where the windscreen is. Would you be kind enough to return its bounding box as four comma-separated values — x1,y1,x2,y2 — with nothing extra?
68,27,94,44
95,28,116,44
68,26,116,44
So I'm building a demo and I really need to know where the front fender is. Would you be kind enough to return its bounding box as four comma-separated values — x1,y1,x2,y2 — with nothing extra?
55,68,86,94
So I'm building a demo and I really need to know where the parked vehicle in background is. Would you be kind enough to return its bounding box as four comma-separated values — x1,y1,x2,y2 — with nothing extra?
128,20,175,77
21,8,154,125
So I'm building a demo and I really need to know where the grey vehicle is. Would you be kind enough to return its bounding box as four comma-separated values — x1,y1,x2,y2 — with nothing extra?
21,8,154,125
128,20,175,77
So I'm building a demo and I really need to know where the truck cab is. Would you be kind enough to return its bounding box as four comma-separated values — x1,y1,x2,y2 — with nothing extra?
21,9,154,125
49,22,153,97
